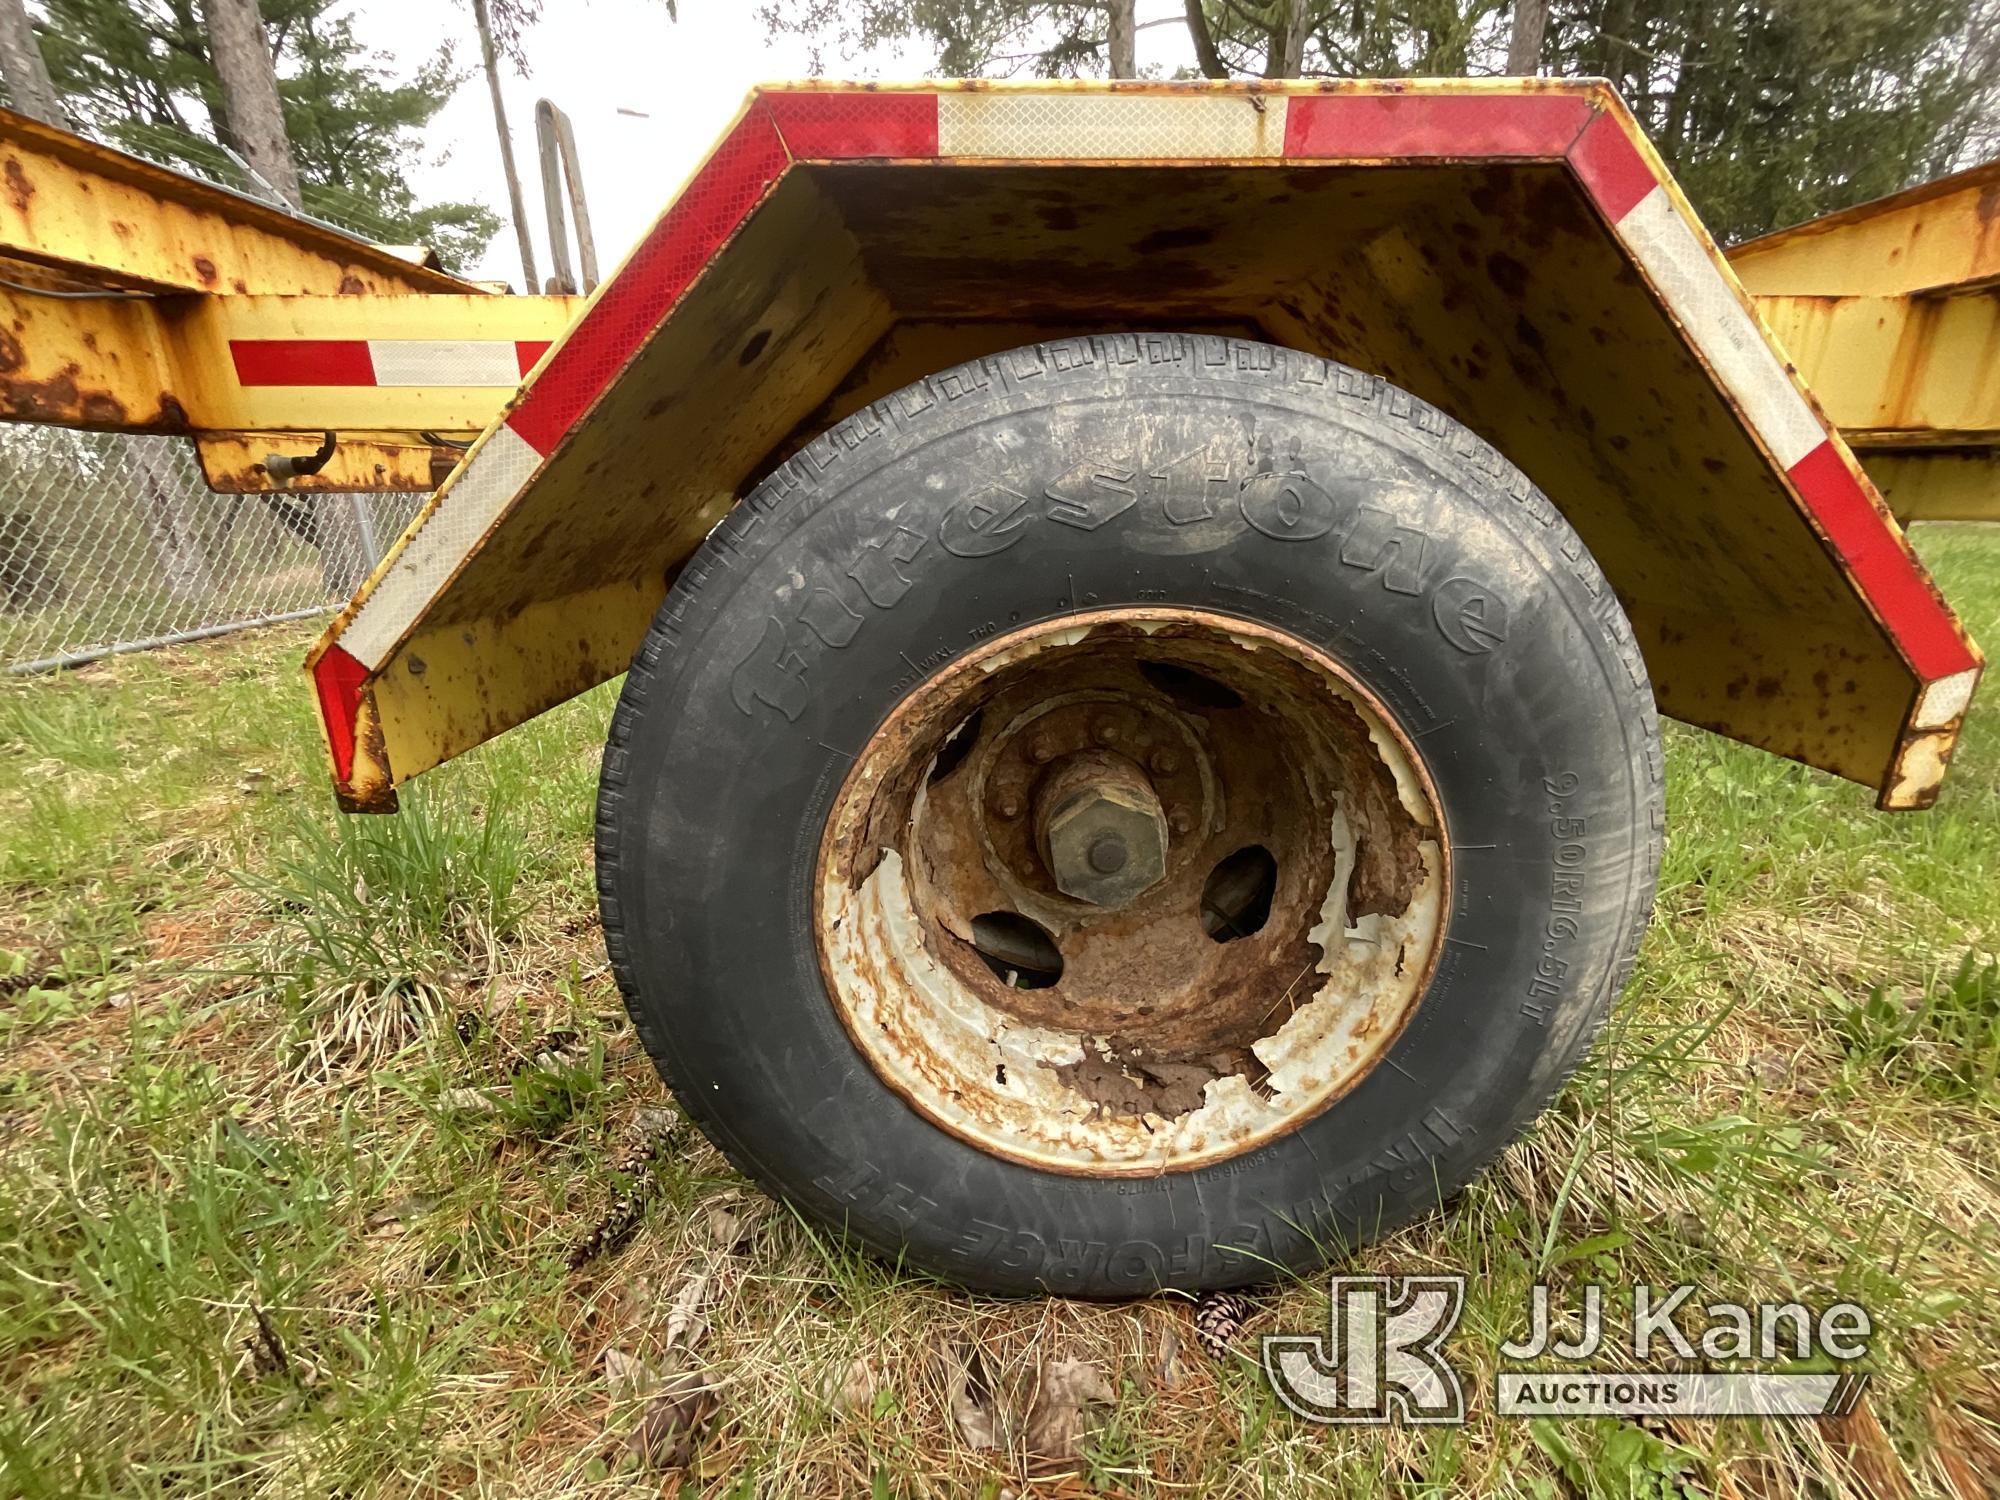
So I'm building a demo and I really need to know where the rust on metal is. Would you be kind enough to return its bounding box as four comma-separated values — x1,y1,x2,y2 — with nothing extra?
194,432,460,494
341,98,1972,806
1034,749,1170,908
0,287,577,437
0,104,476,296
814,607,1447,1174
1732,162,2000,526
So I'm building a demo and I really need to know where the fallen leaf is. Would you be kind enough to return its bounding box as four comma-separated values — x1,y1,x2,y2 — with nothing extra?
437,1086,505,1114
662,1272,711,1355
1151,1321,1183,1391
946,1342,1003,1452
630,1368,719,1470
604,1346,658,1402
820,1355,878,1415
704,1194,765,1252
1023,1359,1116,1475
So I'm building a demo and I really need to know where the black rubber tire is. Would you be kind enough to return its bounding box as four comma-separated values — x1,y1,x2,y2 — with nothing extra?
597,335,1663,1296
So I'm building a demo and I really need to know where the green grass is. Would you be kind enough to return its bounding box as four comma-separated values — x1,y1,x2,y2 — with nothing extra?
2,527,1999,1496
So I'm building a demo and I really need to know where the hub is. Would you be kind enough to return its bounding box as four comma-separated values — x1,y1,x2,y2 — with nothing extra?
1035,751,1168,907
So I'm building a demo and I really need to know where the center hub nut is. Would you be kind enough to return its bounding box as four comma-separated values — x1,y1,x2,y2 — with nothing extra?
1033,749,1169,907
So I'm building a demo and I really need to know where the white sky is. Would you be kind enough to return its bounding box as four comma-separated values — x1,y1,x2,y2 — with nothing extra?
341,0,1202,284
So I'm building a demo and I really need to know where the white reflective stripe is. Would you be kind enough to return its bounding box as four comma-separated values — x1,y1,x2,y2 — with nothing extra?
338,422,541,668
365,340,525,386
1617,187,1825,470
1913,666,1979,729
937,92,1288,160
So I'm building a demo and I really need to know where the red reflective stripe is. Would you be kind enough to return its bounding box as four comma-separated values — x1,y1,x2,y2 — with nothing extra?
763,90,939,159
515,340,552,375
505,102,791,456
231,339,376,386
1282,93,1591,159
312,643,369,783
1567,110,1656,223
1787,441,1977,679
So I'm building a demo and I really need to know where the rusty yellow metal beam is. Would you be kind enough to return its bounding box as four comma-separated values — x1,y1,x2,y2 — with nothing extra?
0,105,478,296
1861,450,2000,523
0,108,584,493
1731,158,2000,524
1729,157,2000,298
1753,287,2000,449
0,288,578,435
193,432,456,494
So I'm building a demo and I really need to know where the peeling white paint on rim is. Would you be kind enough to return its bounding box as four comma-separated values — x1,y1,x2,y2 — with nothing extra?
816,614,1448,1176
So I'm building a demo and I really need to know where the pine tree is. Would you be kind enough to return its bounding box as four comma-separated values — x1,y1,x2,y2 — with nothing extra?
34,0,500,272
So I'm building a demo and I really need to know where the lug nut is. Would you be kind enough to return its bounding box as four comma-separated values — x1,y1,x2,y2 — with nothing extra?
1035,750,1168,908
1027,733,1058,764
994,790,1023,819
1093,718,1121,744
1150,749,1180,775
1169,806,1196,835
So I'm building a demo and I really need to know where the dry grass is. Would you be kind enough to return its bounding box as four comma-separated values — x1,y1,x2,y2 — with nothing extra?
2,525,1998,1497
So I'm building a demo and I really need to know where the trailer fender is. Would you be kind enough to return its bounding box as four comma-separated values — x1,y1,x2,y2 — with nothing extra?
307,80,1980,812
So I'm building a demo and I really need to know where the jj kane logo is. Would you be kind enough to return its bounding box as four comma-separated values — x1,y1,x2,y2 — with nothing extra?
1263,1277,1873,1425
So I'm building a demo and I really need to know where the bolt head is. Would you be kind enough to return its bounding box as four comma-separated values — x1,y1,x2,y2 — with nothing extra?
1045,783,1167,906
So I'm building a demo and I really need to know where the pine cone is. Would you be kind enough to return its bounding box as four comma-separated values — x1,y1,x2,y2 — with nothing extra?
1193,1290,1255,1360
566,1114,684,1269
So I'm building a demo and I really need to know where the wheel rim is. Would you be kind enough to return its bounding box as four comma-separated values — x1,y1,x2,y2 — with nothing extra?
815,608,1449,1175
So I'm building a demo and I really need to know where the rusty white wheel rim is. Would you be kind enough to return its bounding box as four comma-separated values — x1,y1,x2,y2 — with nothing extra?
815,608,1448,1176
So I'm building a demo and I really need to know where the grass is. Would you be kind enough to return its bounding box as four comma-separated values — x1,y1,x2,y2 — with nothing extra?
1,525,1998,1497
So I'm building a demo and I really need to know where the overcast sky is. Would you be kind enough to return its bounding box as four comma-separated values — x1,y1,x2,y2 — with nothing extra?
342,0,1202,284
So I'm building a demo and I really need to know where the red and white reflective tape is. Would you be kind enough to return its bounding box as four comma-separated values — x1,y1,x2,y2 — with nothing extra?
232,339,551,388
336,423,541,671
1565,111,1977,694
316,84,1977,788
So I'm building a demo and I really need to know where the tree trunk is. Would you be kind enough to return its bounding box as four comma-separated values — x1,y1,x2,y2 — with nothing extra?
1107,0,1137,77
199,0,301,207
1507,0,1549,75
473,0,540,292
1266,0,1310,77
129,441,217,605
1183,0,1229,78
0,0,61,126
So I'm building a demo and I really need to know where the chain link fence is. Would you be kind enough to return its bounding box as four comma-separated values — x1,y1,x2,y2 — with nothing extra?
0,426,424,673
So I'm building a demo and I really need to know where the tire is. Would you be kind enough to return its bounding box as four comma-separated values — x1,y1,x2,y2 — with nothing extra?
596,335,1663,1295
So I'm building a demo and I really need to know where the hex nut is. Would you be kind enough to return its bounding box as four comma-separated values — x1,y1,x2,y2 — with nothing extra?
1041,766,1168,907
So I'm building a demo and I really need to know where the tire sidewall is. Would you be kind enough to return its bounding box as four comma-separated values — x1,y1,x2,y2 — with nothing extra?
600,336,1659,1294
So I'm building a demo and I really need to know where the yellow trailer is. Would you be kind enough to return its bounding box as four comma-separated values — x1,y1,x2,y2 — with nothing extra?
0,81,1987,1294
1728,156,2000,525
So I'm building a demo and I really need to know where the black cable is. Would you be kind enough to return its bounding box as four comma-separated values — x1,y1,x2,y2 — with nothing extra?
0,276,156,301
